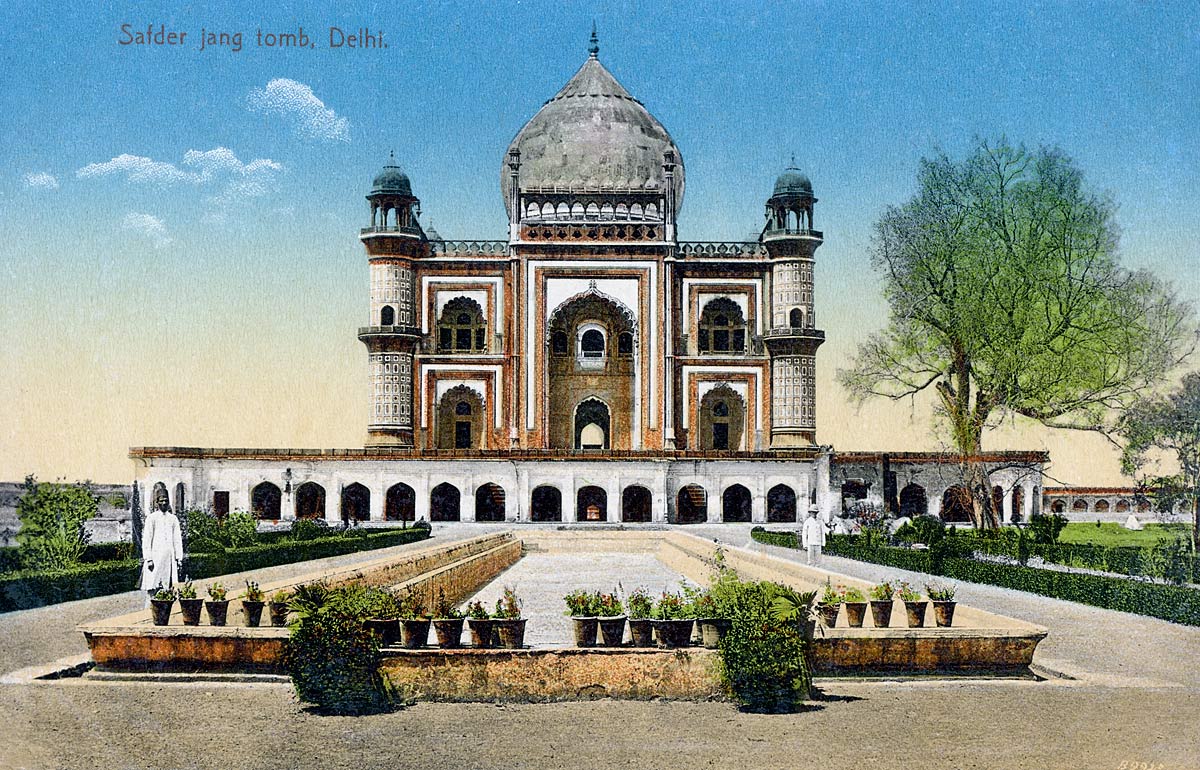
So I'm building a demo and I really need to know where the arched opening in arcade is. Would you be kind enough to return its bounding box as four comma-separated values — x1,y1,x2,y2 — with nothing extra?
385,483,415,521
767,484,797,523
722,484,752,522
475,483,506,522
1010,486,1024,522
531,485,563,522
577,486,607,521
991,486,1004,521
251,482,282,521
940,486,973,523
1051,499,1067,513
295,482,325,520
1072,499,1089,513
675,485,708,524
430,483,461,522
840,479,869,513
621,485,653,522
341,483,370,524
899,483,927,518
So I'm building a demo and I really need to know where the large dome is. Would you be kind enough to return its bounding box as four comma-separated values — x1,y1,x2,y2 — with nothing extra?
502,52,684,217
370,164,412,197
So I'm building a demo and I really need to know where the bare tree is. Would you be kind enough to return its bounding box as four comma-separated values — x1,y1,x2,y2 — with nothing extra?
840,138,1195,528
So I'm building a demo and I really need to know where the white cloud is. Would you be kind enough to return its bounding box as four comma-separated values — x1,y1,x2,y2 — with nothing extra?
122,212,172,249
23,172,58,189
247,78,350,142
77,154,199,184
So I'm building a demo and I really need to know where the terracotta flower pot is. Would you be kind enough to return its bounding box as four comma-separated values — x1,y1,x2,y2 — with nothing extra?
870,600,894,628
905,600,928,628
150,598,173,626
652,619,693,648
696,617,731,648
242,600,265,627
571,616,599,647
179,598,204,626
204,600,229,627
933,600,957,627
467,618,494,648
363,618,401,647
268,601,290,627
628,618,654,647
844,602,868,628
817,602,840,628
433,618,465,648
598,616,627,646
493,618,527,648
400,618,431,648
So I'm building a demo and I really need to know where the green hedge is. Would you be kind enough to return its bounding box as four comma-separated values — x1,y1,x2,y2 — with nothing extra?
0,528,431,613
750,527,1200,626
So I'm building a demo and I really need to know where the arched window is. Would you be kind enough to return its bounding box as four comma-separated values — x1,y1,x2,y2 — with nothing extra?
617,332,634,356
789,308,802,328
438,297,487,353
574,398,610,450
699,386,744,451
552,331,569,355
580,329,605,358
698,298,746,354
380,305,395,326
437,386,484,450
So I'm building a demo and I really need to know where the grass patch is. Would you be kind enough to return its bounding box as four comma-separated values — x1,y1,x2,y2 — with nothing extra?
1058,522,1192,547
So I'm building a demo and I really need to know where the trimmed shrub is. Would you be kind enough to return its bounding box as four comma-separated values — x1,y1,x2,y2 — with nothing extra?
716,577,811,713
289,518,330,542
284,593,396,715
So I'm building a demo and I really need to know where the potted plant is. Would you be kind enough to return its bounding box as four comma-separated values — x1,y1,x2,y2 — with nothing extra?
926,582,957,627
150,587,175,626
268,589,292,627
431,587,465,648
869,581,895,628
689,588,729,649
492,586,526,648
363,588,402,646
650,591,692,648
564,588,599,647
399,590,431,648
596,591,626,647
465,599,493,648
626,587,654,647
242,580,266,627
898,581,927,627
178,581,204,626
841,586,868,627
817,580,841,628
205,582,229,626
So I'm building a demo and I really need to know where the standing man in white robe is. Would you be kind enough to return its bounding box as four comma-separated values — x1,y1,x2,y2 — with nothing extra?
801,508,826,565
140,487,183,595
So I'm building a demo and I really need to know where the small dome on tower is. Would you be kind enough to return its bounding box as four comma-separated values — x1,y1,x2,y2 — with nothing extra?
371,163,413,197
773,164,813,197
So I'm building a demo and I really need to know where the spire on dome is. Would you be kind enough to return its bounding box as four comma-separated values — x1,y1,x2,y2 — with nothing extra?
588,22,599,58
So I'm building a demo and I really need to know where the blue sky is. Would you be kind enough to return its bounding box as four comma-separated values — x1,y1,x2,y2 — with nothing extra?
0,1,1197,482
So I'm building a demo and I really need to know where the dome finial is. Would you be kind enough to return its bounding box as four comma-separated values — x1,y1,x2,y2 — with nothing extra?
389,150,395,162
789,153,797,169
588,21,599,58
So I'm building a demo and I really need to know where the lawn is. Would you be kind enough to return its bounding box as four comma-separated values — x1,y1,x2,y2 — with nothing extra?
1057,522,1193,547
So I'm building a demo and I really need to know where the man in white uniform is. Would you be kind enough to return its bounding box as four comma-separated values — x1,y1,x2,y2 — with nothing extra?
801,509,826,565
140,487,183,595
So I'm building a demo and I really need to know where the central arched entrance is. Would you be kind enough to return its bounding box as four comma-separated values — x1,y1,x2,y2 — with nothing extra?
547,289,637,450
574,399,610,450
577,486,607,521
385,483,415,521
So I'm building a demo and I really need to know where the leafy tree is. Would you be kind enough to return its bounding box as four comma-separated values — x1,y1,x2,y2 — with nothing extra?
839,138,1195,527
16,476,98,570
1119,372,1200,549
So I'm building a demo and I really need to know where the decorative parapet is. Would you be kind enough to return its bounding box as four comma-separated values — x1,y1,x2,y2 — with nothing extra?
676,241,768,259
429,240,509,257
360,225,425,237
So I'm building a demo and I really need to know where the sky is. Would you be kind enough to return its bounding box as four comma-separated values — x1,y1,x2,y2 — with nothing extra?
0,1,1197,484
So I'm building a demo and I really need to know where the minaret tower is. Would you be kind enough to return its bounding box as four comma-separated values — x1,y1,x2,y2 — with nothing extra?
763,161,825,446
358,156,426,447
